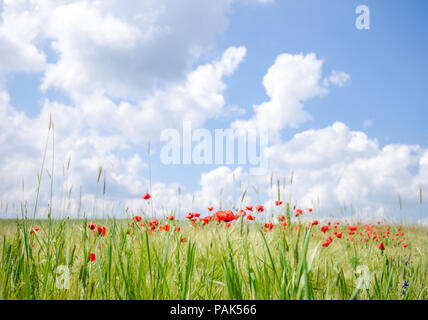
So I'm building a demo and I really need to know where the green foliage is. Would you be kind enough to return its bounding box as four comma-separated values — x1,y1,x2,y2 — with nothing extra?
0,218,426,300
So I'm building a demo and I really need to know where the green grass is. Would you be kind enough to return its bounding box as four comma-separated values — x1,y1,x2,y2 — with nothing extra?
0,217,427,300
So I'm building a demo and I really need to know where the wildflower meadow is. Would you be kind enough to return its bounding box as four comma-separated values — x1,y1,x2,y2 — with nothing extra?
0,0,427,306
1,178,427,300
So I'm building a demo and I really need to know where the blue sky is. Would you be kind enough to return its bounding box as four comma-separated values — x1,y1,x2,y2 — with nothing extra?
6,1,428,145
156,0,428,191
0,0,427,222
218,0,428,146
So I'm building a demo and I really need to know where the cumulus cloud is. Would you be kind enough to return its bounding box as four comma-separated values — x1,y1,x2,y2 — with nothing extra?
17,0,231,100
231,53,349,133
0,44,246,217
0,1,46,85
196,166,247,208
0,0,247,140
161,121,427,220
263,122,427,216
2,81,427,219
0,0,257,219
0,0,425,223
76,45,246,143
0,89,153,210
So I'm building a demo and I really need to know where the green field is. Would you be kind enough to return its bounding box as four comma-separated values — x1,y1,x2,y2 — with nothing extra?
0,214,427,300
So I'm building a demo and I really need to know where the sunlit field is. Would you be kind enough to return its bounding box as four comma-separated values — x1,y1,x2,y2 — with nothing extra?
0,120,427,301
1,208,427,300
2,0,428,306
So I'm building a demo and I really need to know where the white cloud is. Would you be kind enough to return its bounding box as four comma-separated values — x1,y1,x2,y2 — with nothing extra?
197,166,247,208
78,46,246,143
325,70,351,87
0,1,46,84
172,121,427,219
0,45,246,217
263,122,426,215
33,0,232,100
0,89,146,213
0,1,425,223
231,53,349,133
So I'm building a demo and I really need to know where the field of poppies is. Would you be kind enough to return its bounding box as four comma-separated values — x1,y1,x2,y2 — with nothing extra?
0,199,427,300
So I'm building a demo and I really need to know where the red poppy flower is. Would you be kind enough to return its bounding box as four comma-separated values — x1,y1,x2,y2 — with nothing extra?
308,208,313,212
336,232,343,238
31,227,40,234
237,209,246,217
264,222,274,231
214,210,235,222
160,224,170,231
97,225,107,237
133,216,142,222
186,213,194,219
245,205,253,211
208,206,214,211
378,242,385,250
142,193,151,200
87,222,96,230
174,227,181,232
148,219,159,228
88,253,96,261
311,220,319,226
277,214,285,221
322,240,330,247
181,237,187,243
321,225,329,233
275,200,283,206
225,210,237,222
200,216,211,225
247,214,255,221
256,205,264,213
402,243,408,248
166,215,175,221
215,210,227,222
